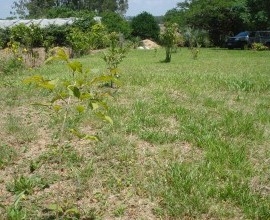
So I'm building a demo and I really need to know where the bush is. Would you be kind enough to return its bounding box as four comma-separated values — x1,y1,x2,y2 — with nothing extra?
131,12,160,41
251,43,269,51
10,23,43,48
0,43,25,75
67,28,91,57
0,28,10,48
71,15,97,32
88,23,109,49
43,24,71,47
101,11,132,38
183,27,210,48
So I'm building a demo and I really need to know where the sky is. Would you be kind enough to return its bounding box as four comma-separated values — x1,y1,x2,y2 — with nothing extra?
0,0,180,19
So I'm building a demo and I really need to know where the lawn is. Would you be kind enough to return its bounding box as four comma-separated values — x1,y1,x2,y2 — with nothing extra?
0,48,270,219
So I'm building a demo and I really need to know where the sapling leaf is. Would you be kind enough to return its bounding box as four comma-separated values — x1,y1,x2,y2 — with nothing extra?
76,105,85,113
110,68,119,76
104,115,113,124
90,102,99,111
39,81,55,90
68,61,83,73
47,204,63,213
46,48,69,63
51,95,62,103
68,85,81,98
95,112,113,124
69,129,85,139
23,75,43,84
91,75,114,84
53,105,62,112
65,207,80,215
69,129,100,141
80,92,93,100
84,135,101,141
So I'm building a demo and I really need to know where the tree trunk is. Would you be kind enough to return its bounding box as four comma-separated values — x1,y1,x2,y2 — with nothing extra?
165,47,171,62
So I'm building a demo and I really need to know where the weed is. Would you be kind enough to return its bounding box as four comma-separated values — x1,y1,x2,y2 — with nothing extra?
113,205,126,217
6,176,39,195
103,32,127,87
0,144,17,169
45,201,80,219
0,192,27,220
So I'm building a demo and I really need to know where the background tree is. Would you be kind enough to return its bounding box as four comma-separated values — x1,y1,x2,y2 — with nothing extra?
164,8,186,28
101,11,132,38
179,0,248,46
12,0,129,18
246,0,270,29
165,0,270,47
131,12,160,41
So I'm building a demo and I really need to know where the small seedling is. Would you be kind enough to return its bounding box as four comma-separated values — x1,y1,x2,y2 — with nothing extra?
0,192,27,220
23,48,114,219
103,32,127,88
160,23,179,63
0,144,17,169
6,175,39,195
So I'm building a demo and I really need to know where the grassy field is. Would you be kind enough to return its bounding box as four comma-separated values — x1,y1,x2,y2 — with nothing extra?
0,48,270,219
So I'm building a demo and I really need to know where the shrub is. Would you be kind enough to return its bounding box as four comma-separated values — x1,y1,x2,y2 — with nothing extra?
0,57,24,75
101,11,132,38
0,42,25,75
10,23,43,48
183,27,210,48
67,28,91,57
131,12,160,41
103,32,128,87
43,24,71,47
0,28,10,48
10,24,44,67
251,43,268,51
71,14,97,32
89,23,109,49
160,23,179,62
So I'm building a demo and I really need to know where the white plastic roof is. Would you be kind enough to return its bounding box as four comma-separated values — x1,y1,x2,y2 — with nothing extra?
0,17,101,29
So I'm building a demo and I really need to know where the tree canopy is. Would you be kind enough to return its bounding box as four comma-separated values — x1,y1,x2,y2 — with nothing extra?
12,0,129,18
131,12,160,41
164,0,270,46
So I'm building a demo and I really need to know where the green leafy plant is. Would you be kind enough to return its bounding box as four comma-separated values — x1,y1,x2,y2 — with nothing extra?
24,48,113,141
131,11,160,41
6,176,39,195
10,23,43,67
160,23,179,62
67,27,91,57
183,27,207,59
101,11,132,38
190,45,201,60
0,41,25,75
89,23,109,50
0,192,27,220
45,202,80,219
103,32,127,87
0,144,17,169
24,48,113,218
251,42,269,51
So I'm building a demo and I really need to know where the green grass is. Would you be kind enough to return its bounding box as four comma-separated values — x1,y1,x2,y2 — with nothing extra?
0,48,270,219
